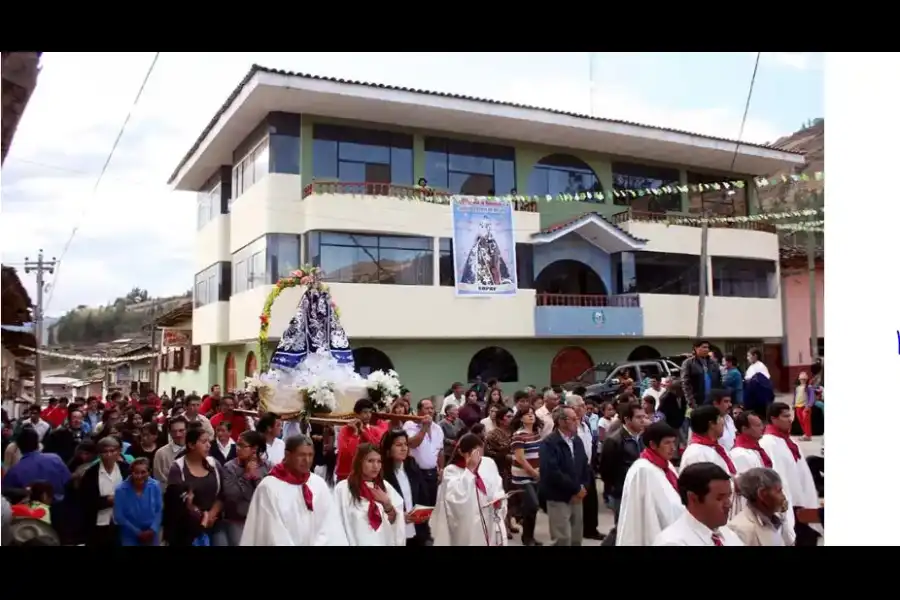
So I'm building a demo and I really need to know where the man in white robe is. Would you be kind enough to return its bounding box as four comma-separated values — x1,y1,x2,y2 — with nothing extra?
430,434,508,546
680,405,740,517
759,402,822,546
654,462,743,546
241,434,348,546
711,390,736,451
617,422,684,546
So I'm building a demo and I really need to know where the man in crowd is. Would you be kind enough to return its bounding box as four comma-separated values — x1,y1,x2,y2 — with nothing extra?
512,390,531,416
642,376,663,410
83,397,102,433
257,412,286,468
335,400,381,482
42,407,87,464
210,394,246,441
241,434,347,546
404,397,445,538
152,416,187,490
3,427,70,500
568,395,603,540
730,410,773,474
616,422,684,546
183,394,214,438
19,404,50,442
729,467,794,546
760,402,823,546
535,387,560,439
711,390,736,451
43,398,69,429
654,462,743,546
680,340,722,407
199,384,222,417
539,406,591,546
441,382,465,417
599,402,648,528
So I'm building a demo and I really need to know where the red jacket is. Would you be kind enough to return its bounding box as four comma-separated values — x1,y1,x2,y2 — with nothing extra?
335,421,388,480
210,412,247,441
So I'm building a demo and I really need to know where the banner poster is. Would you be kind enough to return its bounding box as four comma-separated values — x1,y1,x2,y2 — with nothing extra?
451,197,518,297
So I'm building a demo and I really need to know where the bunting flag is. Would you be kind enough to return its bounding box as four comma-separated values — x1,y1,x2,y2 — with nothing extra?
776,220,824,232
313,170,824,205
666,208,822,225
19,346,162,363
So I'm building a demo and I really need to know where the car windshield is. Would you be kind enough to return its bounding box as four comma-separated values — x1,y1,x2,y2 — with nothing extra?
579,366,613,384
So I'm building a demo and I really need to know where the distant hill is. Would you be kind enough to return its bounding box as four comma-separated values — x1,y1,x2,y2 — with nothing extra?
50,287,190,346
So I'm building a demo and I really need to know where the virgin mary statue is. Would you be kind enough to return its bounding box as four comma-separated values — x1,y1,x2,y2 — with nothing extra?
459,217,513,286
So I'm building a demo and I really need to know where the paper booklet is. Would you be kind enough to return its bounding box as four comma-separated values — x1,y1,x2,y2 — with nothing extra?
408,505,434,524
480,490,522,510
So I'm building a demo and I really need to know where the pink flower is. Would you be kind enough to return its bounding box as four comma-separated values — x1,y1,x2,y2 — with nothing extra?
300,276,311,285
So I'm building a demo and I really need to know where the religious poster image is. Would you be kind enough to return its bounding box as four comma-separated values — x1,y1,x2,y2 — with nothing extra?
451,197,518,296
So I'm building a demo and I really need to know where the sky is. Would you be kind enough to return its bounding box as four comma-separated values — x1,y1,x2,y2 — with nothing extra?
0,51,823,317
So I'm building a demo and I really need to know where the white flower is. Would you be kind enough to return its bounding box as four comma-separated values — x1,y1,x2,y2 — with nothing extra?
366,369,402,399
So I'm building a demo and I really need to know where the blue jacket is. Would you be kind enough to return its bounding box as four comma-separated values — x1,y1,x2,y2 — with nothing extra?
2,451,70,501
744,373,775,416
723,367,744,405
113,477,163,546
539,430,592,504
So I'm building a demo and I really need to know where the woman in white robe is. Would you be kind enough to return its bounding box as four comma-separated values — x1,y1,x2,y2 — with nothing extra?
617,422,684,546
333,443,406,546
430,432,508,546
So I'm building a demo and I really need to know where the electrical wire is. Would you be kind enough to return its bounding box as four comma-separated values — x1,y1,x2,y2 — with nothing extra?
729,52,762,172
44,52,161,312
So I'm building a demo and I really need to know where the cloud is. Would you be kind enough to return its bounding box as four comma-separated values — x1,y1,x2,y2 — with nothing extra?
1,52,815,316
754,52,824,71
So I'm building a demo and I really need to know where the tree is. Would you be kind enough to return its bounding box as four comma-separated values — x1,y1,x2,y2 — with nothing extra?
126,287,149,304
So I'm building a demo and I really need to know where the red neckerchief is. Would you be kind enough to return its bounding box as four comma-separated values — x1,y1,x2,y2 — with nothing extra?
640,448,678,492
453,457,487,494
358,479,385,531
733,434,773,468
764,425,801,462
269,464,314,511
689,433,736,475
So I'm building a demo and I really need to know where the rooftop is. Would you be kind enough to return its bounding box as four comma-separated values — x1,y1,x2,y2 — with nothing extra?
170,65,806,191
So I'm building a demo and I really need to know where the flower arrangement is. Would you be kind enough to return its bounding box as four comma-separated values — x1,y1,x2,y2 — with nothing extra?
366,369,402,410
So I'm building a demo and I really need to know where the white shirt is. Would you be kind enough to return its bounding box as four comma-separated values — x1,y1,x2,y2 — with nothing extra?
479,417,495,434
267,438,286,467
643,387,663,410
535,405,554,439
29,419,50,441
576,421,593,459
442,394,462,416
654,511,744,546
745,361,771,381
97,463,123,526
402,421,444,470
395,464,416,539
216,439,234,460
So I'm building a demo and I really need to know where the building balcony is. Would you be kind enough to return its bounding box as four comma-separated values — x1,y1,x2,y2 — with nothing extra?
639,294,782,339
534,293,643,337
192,301,230,345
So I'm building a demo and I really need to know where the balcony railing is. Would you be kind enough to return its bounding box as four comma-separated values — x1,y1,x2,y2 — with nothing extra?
302,180,539,213
610,209,776,233
536,293,640,308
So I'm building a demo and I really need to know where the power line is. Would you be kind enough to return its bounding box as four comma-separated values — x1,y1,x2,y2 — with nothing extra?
729,52,761,172
45,52,161,312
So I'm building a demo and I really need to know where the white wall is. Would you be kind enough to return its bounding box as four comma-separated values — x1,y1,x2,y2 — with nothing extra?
158,346,212,397
624,221,780,260
640,294,783,339
229,283,537,342
193,302,230,345
230,175,304,252
196,215,231,270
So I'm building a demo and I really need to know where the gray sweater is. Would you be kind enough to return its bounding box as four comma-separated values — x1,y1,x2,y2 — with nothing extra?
222,458,270,521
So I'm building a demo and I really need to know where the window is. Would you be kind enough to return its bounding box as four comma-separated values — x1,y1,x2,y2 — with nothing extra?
812,337,824,358
224,353,237,393
231,140,269,202
467,346,519,383
196,183,221,230
612,162,681,212
614,251,706,296
232,234,302,294
686,172,748,217
527,154,602,201
308,231,433,286
440,238,534,288
425,137,515,195
312,124,413,186
269,134,301,175
712,257,776,298
352,347,395,378
194,262,231,307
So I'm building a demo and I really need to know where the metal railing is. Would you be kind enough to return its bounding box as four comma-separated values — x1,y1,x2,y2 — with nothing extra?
535,293,640,308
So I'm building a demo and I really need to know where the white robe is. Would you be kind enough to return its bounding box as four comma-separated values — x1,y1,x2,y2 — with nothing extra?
240,473,348,546
616,458,685,546
680,442,741,518
333,480,407,546
654,511,744,546
719,415,736,451
759,434,819,510
729,446,796,545
430,457,508,546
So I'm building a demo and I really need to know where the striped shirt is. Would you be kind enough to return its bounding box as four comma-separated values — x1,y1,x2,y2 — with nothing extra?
510,428,541,485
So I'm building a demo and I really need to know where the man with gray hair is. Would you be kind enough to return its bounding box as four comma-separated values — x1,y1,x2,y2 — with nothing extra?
535,387,560,439
728,467,795,546
539,405,591,546
80,435,129,546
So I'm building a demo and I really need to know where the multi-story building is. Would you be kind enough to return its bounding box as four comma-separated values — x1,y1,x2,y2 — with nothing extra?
169,65,805,396
2,51,42,165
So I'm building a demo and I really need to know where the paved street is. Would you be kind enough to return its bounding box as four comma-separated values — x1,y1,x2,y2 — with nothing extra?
509,435,824,547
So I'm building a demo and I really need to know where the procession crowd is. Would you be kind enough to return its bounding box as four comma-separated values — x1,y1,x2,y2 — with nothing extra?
0,341,824,547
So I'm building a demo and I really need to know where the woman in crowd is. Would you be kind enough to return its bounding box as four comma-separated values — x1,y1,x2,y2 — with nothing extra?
210,421,237,465
510,407,542,545
333,443,406,546
794,371,815,441
93,407,120,436
79,436,130,547
484,406,516,540
113,458,163,546
480,405,499,434
222,430,269,546
166,426,226,546
121,412,143,447
458,389,482,429
126,423,159,464
380,428,430,546
431,432,508,546
386,399,411,430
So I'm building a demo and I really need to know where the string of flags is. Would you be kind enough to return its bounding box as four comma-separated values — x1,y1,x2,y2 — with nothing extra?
310,171,825,206
19,346,162,364
775,220,824,232
666,208,822,225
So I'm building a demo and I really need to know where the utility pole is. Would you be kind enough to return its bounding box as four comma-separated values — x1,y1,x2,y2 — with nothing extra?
23,250,57,403
696,215,710,337
807,227,819,361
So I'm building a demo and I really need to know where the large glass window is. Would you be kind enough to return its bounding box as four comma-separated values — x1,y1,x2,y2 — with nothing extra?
612,162,681,212
308,231,432,285
712,257,776,298
231,234,302,294
194,262,232,307
231,140,269,204
424,137,515,195
614,251,706,296
526,154,603,201
196,183,221,230
312,124,413,186
686,171,748,217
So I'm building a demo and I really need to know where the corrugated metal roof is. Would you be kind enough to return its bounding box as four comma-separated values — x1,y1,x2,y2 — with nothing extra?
169,64,805,184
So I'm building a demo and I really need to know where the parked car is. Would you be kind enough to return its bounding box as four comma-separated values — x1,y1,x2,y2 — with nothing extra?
565,359,682,401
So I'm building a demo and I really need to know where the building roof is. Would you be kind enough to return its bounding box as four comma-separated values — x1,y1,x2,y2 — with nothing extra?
169,65,806,191
153,301,192,327
1,266,33,326
531,212,647,254
0,328,37,358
